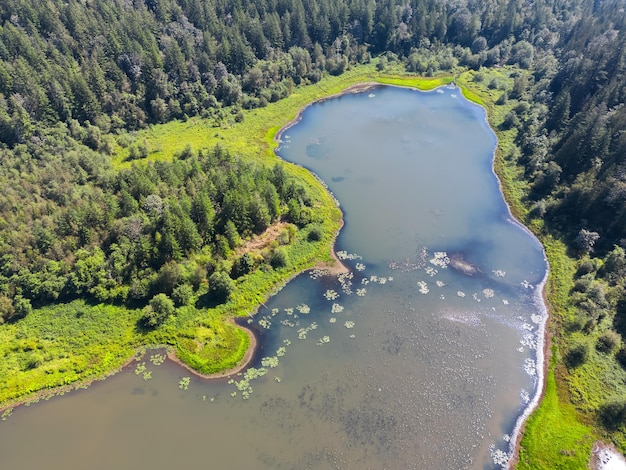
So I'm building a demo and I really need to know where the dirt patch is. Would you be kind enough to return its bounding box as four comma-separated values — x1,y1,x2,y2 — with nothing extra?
235,222,289,257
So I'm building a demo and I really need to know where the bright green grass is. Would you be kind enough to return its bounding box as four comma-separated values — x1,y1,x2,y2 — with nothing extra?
517,367,595,469
515,239,597,468
111,63,464,170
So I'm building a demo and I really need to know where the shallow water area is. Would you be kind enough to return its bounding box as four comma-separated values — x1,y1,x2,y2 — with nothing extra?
0,85,547,469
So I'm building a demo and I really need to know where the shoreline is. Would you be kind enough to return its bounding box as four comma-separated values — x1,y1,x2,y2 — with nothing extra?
166,318,260,379
507,272,552,468
455,79,553,468
0,86,356,413
274,82,380,144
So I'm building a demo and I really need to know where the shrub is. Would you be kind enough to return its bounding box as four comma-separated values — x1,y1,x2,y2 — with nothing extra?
270,248,288,269
308,227,322,242
597,330,621,353
565,341,589,368
599,399,626,429
231,253,255,279
617,346,626,369
140,293,175,328
208,271,234,302
172,284,194,307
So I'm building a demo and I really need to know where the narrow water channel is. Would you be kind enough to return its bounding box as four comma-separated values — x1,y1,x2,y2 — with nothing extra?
0,85,547,470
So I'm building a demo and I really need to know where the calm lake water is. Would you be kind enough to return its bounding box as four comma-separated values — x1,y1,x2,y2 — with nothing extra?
0,85,547,469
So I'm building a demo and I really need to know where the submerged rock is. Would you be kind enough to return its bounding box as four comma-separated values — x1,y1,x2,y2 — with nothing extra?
448,253,480,276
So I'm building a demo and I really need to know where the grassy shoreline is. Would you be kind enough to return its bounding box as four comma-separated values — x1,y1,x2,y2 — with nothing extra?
0,63,599,469
0,65,453,411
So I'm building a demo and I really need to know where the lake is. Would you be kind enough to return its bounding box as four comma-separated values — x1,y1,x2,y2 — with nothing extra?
0,85,547,469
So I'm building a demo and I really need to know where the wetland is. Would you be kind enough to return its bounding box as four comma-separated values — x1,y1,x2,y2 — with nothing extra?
0,85,548,470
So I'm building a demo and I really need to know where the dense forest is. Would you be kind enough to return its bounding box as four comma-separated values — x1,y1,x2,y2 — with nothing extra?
2,0,626,462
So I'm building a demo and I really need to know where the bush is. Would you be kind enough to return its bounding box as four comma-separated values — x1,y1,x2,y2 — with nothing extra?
208,271,234,303
231,253,256,279
270,248,288,269
617,346,626,369
308,226,322,242
565,341,589,368
597,330,621,353
140,293,175,328
599,399,626,429
172,284,194,307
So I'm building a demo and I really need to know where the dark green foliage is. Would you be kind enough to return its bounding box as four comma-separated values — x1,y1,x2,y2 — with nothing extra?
616,346,626,369
307,226,323,242
565,341,589,369
208,271,234,303
172,284,194,307
270,248,288,269
599,399,626,430
140,293,175,329
231,253,255,279
596,330,621,353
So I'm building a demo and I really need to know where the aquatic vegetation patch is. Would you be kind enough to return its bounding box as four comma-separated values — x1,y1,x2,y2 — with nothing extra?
524,358,537,376
297,322,318,340
134,362,147,376
530,313,543,324
430,251,450,268
425,266,438,276
309,268,330,279
1,408,12,421
336,251,362,261
149,353,166,366
324,290,339,301
296,304,310,314
178,377,191,391
331,303,344,314
261,356,279,368
490,444,510,467
338,271,354,294
231,367,269,399
316,336,331,346
521,333,537,351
